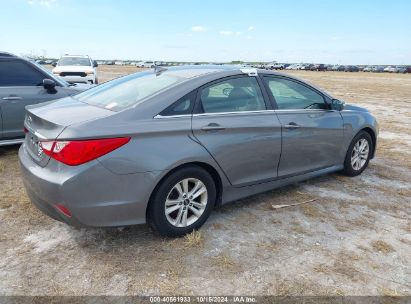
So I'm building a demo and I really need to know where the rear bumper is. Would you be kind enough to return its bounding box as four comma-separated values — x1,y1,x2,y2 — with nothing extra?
19,144,162,227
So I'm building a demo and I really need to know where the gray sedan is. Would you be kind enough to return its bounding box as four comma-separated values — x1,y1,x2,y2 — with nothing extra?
19,66,378,236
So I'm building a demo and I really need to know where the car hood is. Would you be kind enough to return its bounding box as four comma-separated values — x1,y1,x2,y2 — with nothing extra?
53,65,94,73
343,104,370,112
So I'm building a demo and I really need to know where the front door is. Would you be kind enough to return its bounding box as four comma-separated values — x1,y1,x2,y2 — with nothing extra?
263,76,344,177
192,76,282,186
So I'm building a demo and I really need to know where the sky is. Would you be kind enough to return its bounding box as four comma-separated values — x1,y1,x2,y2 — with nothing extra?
1,0,410,64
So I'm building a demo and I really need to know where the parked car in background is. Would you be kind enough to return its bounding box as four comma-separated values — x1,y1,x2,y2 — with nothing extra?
337,65,346,71
271,63,285,70
285,64,299,70
396,66,408,73
373,66,385,73
310,64,326,71
362,66,374,72
309,64,319,71
19,66,378,236
0,52,89,145
384,66,396,73
52,55,98,84
137,61,155,68
345,65,359,72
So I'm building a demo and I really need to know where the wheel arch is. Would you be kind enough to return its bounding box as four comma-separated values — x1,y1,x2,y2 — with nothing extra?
360,127,377,159
146,161,224,220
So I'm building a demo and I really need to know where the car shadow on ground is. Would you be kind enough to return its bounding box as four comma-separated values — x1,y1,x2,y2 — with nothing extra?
0,144,20,156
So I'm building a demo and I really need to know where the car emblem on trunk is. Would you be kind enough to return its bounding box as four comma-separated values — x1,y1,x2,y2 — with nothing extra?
27,115,33,125
37,144,43,158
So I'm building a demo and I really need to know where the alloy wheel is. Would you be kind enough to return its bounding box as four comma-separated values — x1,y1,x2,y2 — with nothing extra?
351,138,369,171
164,178,208,227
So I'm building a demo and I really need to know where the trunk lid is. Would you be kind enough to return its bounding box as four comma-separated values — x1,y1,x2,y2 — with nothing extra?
24,96,115,167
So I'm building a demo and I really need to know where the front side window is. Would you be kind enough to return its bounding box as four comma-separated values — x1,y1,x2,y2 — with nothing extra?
0,59,45,87
264,77,326,110
58,57,91,66
200,77,266,113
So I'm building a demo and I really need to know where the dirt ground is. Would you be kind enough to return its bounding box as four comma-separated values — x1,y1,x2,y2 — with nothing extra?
0,67,410,296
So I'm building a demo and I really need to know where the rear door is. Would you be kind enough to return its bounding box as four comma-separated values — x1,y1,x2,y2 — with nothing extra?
263,76,344,177
0,58,68,139
192,75,282,186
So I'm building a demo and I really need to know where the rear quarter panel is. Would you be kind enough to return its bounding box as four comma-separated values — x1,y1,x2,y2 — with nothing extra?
59,115,230,185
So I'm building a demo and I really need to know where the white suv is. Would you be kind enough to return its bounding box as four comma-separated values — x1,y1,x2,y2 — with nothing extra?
52,55,98,84
136,61,155,68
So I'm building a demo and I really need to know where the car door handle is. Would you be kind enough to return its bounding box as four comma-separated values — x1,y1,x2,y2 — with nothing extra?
201,123,225,132
2,96,22,101
284,122,301,129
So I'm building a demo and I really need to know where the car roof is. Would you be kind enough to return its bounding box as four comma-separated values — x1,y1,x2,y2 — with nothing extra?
0,52,17,58
60,55,90,58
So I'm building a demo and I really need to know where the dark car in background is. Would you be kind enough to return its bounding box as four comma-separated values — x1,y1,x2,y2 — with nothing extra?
345,65,359,72
0,52,90,145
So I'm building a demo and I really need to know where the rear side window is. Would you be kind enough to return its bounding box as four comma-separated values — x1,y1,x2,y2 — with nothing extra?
0,59,45,87
264,77,326,110
200,77,266,113
160,91,196,116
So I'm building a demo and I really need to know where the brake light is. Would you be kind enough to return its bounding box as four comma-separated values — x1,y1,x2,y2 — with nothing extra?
40,137,130,166
23,126,28,134
54,204,72,217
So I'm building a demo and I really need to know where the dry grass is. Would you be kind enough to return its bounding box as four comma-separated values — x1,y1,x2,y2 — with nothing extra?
210,253,242,273
257,241,281,252
379,287,403,297
371,240,395,254
183,230,204,248
300,204,323,218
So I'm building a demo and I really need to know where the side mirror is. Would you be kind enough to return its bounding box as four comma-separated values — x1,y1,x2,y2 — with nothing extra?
93,61,98,67
43,79,56,90
331,99,345,111
51,62,57,67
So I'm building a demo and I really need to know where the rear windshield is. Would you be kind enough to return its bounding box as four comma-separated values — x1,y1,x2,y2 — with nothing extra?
58,57,91,66
74,71,186,111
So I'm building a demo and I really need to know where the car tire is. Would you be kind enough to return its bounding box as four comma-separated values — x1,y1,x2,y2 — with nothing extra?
147,166,216,237
95,78,98,84
342,131,373,177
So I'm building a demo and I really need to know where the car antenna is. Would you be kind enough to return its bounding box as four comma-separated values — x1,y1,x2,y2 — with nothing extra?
154,65,167,76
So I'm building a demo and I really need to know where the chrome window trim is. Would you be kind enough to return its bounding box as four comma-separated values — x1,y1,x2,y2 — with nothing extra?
274,109,333,113
154,110,276,119
154,108,335,119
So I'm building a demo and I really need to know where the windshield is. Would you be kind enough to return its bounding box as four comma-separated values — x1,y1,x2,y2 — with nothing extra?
58,57,91,66
74,71,186,111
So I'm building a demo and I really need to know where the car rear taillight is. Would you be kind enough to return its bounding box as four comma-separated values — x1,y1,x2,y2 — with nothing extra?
54,204,72,217
23,126,28,134
40,137,130,166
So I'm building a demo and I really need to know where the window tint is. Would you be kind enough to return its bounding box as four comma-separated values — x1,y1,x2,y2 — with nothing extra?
200,77,266,113
264,77,326,110
0,59,45,87
160,91,195,116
